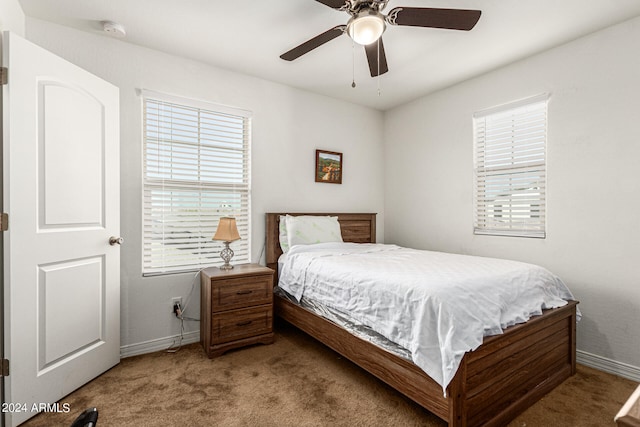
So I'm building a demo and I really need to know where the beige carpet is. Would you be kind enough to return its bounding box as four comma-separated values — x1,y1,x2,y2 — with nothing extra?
23,321,638,426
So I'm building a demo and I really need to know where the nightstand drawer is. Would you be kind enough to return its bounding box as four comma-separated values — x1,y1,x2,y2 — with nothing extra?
211,306,272,344
212,275,272,311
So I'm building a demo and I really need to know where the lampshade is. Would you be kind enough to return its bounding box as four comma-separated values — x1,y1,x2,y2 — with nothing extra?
347,10,386,46
212,217,241,242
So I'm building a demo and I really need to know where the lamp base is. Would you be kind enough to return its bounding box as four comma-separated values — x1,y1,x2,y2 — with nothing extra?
219,241,235,270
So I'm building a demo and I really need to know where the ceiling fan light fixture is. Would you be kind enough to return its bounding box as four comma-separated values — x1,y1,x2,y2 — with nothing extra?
347,10,386,45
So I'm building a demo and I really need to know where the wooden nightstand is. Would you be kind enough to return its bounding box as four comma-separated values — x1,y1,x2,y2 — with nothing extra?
200,264,274,357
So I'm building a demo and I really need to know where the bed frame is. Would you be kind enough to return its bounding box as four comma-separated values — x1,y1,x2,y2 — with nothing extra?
265,213,578,427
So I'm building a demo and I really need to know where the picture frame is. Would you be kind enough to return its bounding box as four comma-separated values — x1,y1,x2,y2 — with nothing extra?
315,149,343,184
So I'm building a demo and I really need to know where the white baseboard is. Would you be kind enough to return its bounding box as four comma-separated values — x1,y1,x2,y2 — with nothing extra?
120,330,200,358
577,350,640,382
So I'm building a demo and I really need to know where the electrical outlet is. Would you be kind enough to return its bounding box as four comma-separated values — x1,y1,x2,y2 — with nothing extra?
171,297,182,314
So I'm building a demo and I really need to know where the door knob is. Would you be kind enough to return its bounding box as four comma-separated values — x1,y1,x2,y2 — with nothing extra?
109,236,124,246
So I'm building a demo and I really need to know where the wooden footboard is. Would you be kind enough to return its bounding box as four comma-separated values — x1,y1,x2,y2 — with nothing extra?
458,299,577,426
276,294,577,427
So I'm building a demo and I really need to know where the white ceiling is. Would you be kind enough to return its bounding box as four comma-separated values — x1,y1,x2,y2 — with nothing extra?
19,0,640,110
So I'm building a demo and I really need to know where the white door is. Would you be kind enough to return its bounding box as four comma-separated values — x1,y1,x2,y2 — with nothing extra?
2,32,120,426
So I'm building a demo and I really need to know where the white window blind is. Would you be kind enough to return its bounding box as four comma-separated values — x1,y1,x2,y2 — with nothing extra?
142,91,251,275
473,94,548,238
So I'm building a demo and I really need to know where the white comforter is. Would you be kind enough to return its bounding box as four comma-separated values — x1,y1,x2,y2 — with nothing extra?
278,242,577,393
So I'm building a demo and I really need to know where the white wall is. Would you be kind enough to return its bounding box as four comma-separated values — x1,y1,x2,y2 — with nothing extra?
25,18,385,354
384,16,640,377
0,0,25,36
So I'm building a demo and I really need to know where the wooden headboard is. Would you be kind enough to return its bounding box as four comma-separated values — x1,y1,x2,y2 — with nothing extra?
265,213,377,272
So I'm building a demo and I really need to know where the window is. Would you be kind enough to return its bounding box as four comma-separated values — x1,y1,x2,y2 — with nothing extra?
142,90,251,275
473,94,548,238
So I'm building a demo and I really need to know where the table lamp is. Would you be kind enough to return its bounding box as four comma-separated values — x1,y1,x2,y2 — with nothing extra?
212,217,241,270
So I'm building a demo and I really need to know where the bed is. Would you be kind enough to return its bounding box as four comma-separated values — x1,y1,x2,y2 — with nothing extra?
265,212,578,427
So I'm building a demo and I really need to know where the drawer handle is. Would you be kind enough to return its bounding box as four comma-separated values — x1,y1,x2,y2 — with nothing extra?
236,320,252,327
236,290,253,295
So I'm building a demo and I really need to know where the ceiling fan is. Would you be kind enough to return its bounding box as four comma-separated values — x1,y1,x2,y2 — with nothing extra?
280,0,482,77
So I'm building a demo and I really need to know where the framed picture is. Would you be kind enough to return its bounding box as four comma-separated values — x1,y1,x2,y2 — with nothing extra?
315,150,343,184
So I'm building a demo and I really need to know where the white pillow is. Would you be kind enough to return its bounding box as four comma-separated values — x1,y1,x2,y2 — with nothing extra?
279,215,290,253
285,215,343,248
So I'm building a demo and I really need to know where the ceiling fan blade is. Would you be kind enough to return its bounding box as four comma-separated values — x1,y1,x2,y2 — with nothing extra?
364,38,389,77
314,0,349,9
387,7,481,31
280,25,346,61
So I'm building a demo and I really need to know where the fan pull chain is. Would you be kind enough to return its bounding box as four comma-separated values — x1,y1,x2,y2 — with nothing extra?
351,39,356,88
